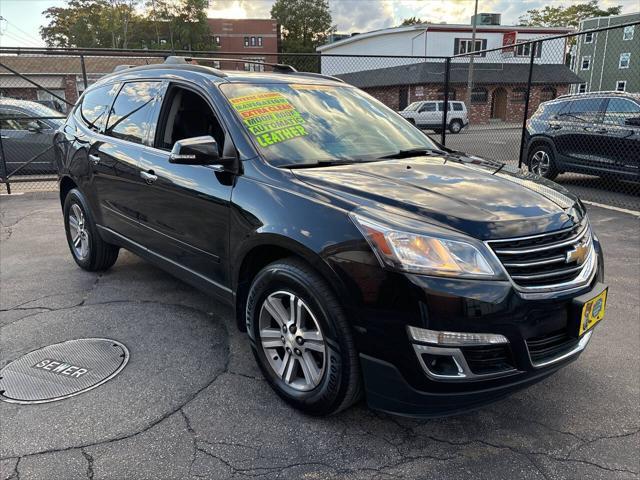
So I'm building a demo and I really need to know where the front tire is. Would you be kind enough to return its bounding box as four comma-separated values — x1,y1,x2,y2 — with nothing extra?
528,144,558,180
449,119,463,134
246,258,361,416
63,188,119,271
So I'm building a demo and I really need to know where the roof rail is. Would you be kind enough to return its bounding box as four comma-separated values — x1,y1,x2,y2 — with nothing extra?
113,65,137,72
556,90,633,99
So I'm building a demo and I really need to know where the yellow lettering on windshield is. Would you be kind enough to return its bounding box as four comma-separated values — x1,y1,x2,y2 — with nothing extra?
229,92,309,147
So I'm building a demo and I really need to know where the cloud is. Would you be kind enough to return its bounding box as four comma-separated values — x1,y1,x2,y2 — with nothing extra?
208,0,640,31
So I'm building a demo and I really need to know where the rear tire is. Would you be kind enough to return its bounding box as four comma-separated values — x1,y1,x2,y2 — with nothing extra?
528,144,558,180
63,188,119,271
246,258,362,416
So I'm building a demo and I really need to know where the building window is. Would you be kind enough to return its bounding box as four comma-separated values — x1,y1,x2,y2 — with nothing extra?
471,87,488,104
581,56,591,70
515,41,541,58
436,87,456,100
584,32,594,44
619,52,630,69
244,36,249,47
616,80,627,92
213,60,221,69
243,58,265,72
214,36,221,46
623,25,634,41
250,36,256,46
454,38,486,56
257,36,263,47
511,87,527,103
578,83,587,93
540,86,557,102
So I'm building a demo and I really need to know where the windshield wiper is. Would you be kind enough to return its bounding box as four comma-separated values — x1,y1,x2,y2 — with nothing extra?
378,147,448,160
281,158,384,169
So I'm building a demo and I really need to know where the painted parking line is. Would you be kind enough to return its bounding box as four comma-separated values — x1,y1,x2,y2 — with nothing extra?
583,200,640,218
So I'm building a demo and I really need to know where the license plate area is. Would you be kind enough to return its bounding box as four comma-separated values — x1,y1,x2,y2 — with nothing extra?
572,283,607,337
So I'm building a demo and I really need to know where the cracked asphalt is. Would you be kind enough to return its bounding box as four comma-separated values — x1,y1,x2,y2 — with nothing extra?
1,192,638,480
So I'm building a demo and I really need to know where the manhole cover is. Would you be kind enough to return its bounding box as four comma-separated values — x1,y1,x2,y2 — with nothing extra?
0,338,129,405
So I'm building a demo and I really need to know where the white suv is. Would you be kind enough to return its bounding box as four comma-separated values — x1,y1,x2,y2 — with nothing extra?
399,100,469,134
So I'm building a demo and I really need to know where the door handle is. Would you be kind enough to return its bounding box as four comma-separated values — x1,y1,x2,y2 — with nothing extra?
549,124,562,130
89,154,100,165
140,170,158,184
585,127,607,134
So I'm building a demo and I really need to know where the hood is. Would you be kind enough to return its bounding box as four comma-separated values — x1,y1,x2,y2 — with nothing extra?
293,156,584,240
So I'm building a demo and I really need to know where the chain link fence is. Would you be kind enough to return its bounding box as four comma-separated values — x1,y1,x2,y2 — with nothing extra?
1,21,638,209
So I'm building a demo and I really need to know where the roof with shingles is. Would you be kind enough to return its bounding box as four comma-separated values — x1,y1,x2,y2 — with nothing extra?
0,55,162,75
336,62,584,88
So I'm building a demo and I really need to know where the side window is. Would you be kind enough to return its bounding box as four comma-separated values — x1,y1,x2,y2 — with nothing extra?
452,103,464,111
105,81,163,144
76,84,119,132
0,109,47,131
420,103,436,112
603,99,640,126
563,98,603,122
540,101,565,119
154,86,225,154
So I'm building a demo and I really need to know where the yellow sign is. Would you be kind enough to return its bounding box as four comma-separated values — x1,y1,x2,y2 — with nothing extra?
229,92,308,147
579,288,607,336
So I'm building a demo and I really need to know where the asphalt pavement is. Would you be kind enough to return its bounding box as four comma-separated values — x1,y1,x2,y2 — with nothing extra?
0,192,638,480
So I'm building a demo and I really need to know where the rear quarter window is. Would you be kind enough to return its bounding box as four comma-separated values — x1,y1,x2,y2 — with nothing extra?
452,103,464,111
75,84,119,132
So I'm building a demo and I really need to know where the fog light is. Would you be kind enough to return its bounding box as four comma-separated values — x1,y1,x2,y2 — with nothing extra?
408,326,508,346
421,353,463,376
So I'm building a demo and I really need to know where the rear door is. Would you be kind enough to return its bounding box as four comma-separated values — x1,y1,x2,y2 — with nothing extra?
89,81,166,241
600,97,640,177
552,97,606,170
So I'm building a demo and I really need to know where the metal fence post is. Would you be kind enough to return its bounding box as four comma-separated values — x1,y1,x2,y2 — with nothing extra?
518,41,537,169
441,57,451,146
80,55,88,89
0,133,10,194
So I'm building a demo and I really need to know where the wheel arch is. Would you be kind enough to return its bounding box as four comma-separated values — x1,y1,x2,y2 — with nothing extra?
232,234,350,333
525,136,558,164
59,175,78,208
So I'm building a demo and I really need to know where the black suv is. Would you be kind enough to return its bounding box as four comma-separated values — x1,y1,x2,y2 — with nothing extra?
55,58,607,417
524,91,640,181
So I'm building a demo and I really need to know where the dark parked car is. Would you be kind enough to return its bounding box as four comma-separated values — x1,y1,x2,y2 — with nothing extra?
55,58,607,417
524,91,640,181
0,98,64,175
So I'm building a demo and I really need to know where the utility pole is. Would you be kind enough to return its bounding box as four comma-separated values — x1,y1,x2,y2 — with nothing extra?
465,0,479,109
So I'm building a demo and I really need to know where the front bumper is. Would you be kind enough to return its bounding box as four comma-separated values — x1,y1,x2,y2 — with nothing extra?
349,243,606,417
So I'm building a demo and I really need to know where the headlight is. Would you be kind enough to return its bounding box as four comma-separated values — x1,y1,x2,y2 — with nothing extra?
350,210,499,279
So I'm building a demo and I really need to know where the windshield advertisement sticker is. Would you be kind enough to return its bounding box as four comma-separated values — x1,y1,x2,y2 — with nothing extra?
229,93,308,147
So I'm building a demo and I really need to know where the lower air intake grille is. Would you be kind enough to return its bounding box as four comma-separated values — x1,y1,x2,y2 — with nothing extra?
526,329,578,365
461,344,514,375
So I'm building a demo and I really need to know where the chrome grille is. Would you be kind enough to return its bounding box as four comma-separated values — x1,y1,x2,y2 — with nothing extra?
487,220,594,290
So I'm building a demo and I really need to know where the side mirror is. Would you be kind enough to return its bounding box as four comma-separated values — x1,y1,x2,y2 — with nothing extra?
169,136,220,165
624,116,640,127
27,121,42,133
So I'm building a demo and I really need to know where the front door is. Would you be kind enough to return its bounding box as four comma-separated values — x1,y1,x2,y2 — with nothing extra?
600,97,640,176
132,83,234,292
415,101,438,127
399,87,409,111
491,88,507,121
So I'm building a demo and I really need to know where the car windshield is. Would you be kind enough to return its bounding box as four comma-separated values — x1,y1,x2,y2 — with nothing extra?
403,102,421,111
219,82,438,167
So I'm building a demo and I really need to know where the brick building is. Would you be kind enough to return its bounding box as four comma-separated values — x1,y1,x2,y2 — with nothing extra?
337,62,582,124
0,56,158,110
207,18,280,71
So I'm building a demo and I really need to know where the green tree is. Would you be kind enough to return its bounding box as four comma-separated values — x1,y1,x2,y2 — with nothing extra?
270,0,335,71
400,16,423,26
519,0,622,28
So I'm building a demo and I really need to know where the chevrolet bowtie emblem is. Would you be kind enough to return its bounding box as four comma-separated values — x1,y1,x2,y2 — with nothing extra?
566,242,589,265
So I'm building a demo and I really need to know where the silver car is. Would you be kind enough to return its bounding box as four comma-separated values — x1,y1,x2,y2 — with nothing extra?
399,100,469,134
0,98,64,175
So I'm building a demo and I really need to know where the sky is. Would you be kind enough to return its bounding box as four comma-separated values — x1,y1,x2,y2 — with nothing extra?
0,0,638,48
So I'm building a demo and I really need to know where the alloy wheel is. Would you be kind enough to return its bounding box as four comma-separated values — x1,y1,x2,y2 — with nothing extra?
258,290,326,391
530,150,551,176
68,203,90,260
